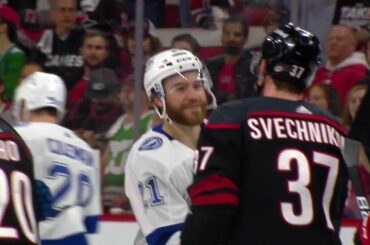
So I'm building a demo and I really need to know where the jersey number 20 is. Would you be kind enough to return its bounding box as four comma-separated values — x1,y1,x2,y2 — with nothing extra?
0,169,37,243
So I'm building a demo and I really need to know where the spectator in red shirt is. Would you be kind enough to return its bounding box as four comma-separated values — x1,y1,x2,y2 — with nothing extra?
63,67,123,150
311,25,368,105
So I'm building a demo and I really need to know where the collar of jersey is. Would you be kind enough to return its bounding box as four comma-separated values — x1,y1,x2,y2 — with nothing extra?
152,124,174,141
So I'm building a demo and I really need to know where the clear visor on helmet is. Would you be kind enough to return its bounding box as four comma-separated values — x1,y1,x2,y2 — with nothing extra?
161,68,217,110
164,69,205,95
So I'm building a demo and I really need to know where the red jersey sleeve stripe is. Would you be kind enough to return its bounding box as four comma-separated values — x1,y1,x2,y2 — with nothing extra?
206,124,240,129
189,174,239,197
189,174,239,205
191,192,239,206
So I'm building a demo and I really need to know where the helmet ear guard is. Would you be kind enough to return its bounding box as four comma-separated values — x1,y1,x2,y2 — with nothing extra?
262,23,321,89
149,85,168,121
201,64,217,110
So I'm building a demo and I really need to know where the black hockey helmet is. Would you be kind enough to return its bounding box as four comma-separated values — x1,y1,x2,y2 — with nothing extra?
261,22,321,89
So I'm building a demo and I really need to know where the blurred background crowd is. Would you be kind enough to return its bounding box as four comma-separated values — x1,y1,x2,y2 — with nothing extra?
1,0,370,218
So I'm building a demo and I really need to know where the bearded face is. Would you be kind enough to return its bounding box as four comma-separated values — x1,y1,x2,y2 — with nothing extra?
84,54,104,69
80,36,109,70
161,71,208,126
165,95,207,126
221,22,247,57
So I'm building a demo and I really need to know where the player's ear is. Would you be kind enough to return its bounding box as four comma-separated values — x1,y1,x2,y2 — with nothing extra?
152,94,164,110
258,60,267,81
256,59,267,94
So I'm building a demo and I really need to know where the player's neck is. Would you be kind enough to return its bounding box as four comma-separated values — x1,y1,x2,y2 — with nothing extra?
162,122,201,150
29,114,58,124
263,79,304,101
267,91,303,101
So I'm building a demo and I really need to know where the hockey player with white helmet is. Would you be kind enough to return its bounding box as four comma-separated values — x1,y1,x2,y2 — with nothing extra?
13,72,66,125
125,49,216,245
143,49,217,122
13,72,101,245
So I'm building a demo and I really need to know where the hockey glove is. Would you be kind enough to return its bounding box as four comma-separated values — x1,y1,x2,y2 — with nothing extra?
35,180,53,221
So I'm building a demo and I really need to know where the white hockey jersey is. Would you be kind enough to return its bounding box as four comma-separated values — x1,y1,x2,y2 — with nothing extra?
15,122,101,243
125,125,195,245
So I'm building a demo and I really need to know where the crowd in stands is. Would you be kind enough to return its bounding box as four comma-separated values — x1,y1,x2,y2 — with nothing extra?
2,0,370,223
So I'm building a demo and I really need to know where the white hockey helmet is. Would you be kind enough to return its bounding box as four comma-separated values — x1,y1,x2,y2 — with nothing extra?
144,48,217,120
13,71,67,124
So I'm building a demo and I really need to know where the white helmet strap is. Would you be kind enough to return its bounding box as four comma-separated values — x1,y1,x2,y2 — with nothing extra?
152,96,173,124
205,86,217,110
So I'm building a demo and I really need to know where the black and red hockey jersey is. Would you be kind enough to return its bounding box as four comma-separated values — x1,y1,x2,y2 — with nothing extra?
30,28,84,91
182,97,349,245
0,118,38,244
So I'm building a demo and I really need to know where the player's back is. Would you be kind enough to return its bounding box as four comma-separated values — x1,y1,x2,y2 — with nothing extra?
15,122,100,243
0,118,38,244
207,97,348,245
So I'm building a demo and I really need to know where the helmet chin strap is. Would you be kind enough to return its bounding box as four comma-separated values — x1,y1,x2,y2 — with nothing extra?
153,97,173,125
205,87,217,110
